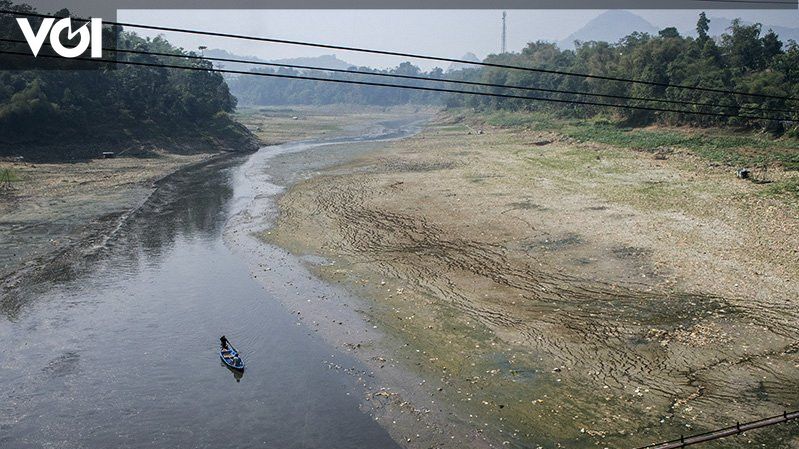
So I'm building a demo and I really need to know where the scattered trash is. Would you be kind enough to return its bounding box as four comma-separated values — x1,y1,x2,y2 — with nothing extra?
736,168,750,179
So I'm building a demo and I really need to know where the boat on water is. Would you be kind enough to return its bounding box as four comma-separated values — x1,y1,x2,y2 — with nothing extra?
220,342,245,371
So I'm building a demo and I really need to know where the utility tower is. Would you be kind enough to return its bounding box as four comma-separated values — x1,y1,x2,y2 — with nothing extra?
501,11,507,53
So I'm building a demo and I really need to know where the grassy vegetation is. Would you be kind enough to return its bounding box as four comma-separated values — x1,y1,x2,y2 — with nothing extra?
0,167,19,181
235,107,347,144
0,167,20,190
479,110,799,169
761,178,799,201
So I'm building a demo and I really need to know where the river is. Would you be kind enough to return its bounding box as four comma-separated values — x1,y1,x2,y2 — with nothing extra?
0,117,425,449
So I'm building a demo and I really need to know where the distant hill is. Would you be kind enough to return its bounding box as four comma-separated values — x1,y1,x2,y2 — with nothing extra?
271,54,353,70
558,11,658,49
557,10,799,50
447,52,481,72
703,17,799,43
203,49,270,72
204,48,267,63
203,49,354,72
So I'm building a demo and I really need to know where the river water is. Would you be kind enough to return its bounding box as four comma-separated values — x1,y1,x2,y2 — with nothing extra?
0,119,423,449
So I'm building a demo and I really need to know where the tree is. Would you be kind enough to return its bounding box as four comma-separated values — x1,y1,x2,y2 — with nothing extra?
762,29,783,61
722,19,765,72
658,27,680,39
0,8,253,159
697,12,710,43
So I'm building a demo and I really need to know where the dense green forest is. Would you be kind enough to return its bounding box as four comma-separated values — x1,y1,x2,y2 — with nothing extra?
0,2,258,161
232,13,798,134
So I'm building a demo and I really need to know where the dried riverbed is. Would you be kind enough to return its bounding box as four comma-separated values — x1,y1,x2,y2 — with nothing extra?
266,114,799,448
3,109,797,449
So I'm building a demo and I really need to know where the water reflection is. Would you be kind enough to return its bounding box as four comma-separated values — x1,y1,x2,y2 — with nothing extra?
221,361,245,383
117,156,244,259
1,156,244,319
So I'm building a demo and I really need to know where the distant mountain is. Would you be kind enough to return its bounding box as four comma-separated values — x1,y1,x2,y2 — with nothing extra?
204,48,267,63
447,52,481,72
203,49,270,72
271,54,353,70
203,49,353,72
556,11,799,50
558,10,658,49
703,17,799,44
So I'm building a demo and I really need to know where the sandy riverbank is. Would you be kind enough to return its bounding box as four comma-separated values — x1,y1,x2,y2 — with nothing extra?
237,105,435,146
223,115,504,449
265,113,799,448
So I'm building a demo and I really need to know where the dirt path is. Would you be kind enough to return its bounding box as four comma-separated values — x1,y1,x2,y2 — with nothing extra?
267,116,799,448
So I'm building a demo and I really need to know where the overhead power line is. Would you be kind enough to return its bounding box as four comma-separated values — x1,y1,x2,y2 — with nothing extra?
2,37,794,116
0,49,795,123
2,9,797,103
633,410,799,449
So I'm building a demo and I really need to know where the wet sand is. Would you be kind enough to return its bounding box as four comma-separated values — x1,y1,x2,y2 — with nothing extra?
265,114,799,448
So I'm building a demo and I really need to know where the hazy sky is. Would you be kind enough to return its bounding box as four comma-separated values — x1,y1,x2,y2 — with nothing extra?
119,9,799,70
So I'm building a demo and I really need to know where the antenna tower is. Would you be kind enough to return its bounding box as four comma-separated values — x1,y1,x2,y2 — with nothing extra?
501,11,507,53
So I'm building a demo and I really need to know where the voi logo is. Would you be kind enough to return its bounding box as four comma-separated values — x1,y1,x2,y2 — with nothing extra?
16,17,102,58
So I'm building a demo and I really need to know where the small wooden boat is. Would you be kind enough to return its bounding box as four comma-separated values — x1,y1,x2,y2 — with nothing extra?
219,342,245,371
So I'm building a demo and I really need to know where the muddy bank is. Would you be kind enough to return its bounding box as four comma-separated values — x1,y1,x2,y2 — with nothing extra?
1,116,260,163
265,115,799,448
237,105,438,146
224,112,505,449
0,151,247,318
0,107,403,317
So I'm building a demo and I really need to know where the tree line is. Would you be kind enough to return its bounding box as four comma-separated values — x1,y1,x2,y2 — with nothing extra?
228,62,446,106
232,13,799,134
1,4,797,150
453,14,799,133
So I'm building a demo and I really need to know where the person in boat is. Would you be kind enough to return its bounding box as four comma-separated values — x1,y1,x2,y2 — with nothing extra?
220,335,229,350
